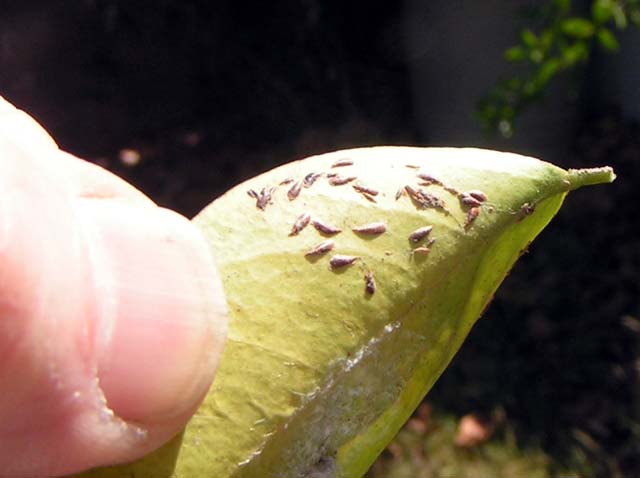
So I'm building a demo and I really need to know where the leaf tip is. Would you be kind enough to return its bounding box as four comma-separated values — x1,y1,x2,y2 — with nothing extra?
567,166,616,191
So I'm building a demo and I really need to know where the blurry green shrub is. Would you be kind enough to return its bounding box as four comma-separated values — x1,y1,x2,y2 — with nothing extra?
478,0,640,137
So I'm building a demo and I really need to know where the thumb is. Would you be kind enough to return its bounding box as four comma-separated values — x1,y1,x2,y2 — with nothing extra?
0,98,228,477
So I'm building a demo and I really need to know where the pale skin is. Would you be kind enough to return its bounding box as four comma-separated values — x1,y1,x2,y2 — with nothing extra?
0,97,228,477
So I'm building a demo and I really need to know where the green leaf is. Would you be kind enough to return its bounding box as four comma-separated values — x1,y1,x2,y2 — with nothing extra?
561,17,596,38
536,58,563,86
540,29,555,51
611,2,628,28
505,45,526,62
72,148,615,478
521,28,538,47
562,40,590,65
592,0,615,24
529,47,545,64
597,27,621,50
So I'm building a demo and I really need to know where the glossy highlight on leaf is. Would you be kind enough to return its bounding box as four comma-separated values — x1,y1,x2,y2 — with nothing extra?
74,147,615,478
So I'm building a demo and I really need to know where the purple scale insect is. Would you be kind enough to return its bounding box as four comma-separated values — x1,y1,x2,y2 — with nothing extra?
289,212,311,236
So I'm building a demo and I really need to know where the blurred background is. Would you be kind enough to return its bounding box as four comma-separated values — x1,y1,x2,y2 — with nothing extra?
1,1,638,476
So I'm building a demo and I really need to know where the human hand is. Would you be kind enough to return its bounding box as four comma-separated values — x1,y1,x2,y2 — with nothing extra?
0,97,228,477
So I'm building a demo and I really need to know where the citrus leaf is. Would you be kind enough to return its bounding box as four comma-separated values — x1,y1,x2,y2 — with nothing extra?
592,0,615,24
561,17,596,38
74,147,615,478
597,27,621,51
562,40,590,65
505,45,526,62
521,29,538,47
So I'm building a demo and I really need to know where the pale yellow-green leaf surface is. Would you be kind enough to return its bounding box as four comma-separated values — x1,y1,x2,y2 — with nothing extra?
74,147,615,478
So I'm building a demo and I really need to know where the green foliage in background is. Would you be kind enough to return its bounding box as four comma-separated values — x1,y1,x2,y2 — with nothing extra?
478,0,640,137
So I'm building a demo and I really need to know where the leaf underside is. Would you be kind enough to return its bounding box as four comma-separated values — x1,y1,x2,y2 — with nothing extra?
74,147,613,478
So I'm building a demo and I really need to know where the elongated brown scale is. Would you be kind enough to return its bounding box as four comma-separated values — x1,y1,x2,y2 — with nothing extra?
305,240,335,257
412,246,432,256
406,186,447,210
247,189,258,199
287,181,302,201
361,193,377,203
353,183,379,196
290,213,311,236
365,271,376,295
312,220,342,235
352,222,387,235
329,254,359,269
256,187,274,210
421,191,446,209
465,206,481,230
516,202,536,221
303,172,323,188
408,225,433,244
405,164,419,169
404,185,420,203
395,187,406,200
443,185,461,195
467,190,488,202
405,186,426,208
522,202,535,215
460,194,483,207
280,178,294,186
329,175,357,186
331,158,354,168
417,173,443,185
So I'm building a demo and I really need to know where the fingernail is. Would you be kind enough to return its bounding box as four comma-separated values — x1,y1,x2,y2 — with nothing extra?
76,199,227,424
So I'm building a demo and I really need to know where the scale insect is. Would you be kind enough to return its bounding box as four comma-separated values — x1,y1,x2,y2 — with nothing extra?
249,187,274,210
412,246,432,257
460,189,488,207
289,212,311,236
352,183,379,197
365,271,376,295
516,202,536,221
287,181,302,201
303,172,322,188
464,206,481,230
312,219,342,235
328,175,357,186
467,190,488,202
416,173,443,186
352,222,387,235
421,191,446,209
459,194,483,207
408,225,433,244
411,238,436,257
305,240,335,257
443,185,461,196
360,193,377,203
331,158,354,168
329,255,360,269
405,186,447,210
